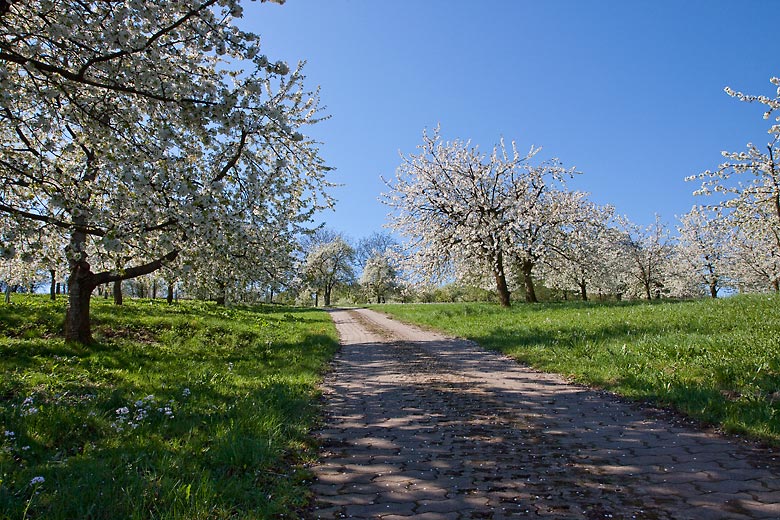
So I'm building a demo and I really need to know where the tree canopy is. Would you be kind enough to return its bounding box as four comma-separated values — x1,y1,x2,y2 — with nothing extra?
382,127,577,306
0,0,331,341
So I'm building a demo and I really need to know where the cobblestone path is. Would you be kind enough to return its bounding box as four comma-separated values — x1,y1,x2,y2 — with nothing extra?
309,308,780,519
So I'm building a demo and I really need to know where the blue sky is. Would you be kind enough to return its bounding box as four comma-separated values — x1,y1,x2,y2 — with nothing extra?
242,0,778,241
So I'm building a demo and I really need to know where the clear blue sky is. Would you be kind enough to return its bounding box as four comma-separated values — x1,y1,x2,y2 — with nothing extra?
241,0,777,241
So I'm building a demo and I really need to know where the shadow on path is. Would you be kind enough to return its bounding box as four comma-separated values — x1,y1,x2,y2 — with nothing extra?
309,309,780,520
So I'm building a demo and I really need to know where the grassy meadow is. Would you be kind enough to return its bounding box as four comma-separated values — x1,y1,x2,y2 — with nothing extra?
0,295,338,519
375,294,780,444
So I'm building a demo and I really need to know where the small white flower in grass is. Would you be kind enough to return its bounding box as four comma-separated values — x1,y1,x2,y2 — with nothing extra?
158,406,174,419
29,476,45,486
182,388,191,398
20,397,38,416
4,431,14,438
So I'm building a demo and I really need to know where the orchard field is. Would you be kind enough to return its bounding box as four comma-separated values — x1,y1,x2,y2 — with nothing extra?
0,296,338,519
2,293,780,518
376,294,780,445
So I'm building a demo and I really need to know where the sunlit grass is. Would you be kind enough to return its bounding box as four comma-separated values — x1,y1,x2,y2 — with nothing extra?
0,295,338,519
375,294,780,444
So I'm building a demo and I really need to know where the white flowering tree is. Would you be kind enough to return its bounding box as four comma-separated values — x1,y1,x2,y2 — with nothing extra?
542,201,616,301
590,226,635,300
382,128,577,307
355,232,397,271
360,252,397,303
727,226,780,292
687,76,780,267
507,189,587,303
0,214,68,299
0,0,331,342
180,214,299,304
0,253,40,302
671,206,731,298
617,215,673,300
302,236,355,306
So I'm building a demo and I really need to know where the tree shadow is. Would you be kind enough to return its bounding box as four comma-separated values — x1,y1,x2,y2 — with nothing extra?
310,334,780,519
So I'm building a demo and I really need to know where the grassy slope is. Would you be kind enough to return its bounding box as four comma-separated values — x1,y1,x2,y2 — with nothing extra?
375,294,780,444
0,295,338,519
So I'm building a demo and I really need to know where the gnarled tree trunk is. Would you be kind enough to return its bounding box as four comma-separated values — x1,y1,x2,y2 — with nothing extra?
493,251,511,307
65,258,98,343
65,229,179,343
520,259,538,303
578,279,588,301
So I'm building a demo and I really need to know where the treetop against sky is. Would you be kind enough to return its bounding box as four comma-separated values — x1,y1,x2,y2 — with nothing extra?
247,0,778,239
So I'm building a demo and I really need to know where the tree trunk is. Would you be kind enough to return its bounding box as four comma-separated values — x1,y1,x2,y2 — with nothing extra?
65,260,97,343
579,279,588,301
167,282,174,305
494,271,511,307
324,286,332,306
113,280,123,305
50,269,56,300
56,282,61,295
4,285,10,304
709,281,718,298
214,280,227,305
152,280,157,300
314,292,319,307
65,224,98,343
644,281,652,300
64,240,178,343
521,259,538,303
493,251,511,307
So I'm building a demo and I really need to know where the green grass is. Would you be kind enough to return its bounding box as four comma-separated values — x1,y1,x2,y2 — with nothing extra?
0,295,338,519
374,294,780,444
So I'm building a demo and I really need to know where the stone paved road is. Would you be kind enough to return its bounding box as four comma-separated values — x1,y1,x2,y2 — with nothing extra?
309,308,780,519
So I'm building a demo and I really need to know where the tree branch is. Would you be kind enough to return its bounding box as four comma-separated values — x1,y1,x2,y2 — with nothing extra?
76,0,219,76
0,51,218,106
212,129,248,184
0,203,106,236
143,217,178,233
93,249,179,285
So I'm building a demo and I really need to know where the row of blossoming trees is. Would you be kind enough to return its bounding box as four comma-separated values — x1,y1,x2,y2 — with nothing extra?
302,82,780,308
382,76,780,306
1,1,778,344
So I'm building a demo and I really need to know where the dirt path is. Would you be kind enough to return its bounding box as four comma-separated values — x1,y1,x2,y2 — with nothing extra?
309,308,780,519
